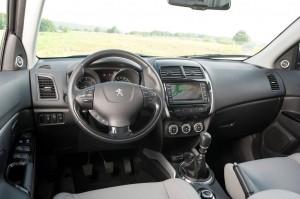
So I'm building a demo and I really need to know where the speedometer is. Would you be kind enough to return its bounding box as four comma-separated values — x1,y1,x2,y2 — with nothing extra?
77,76,96,89
114,76,130,82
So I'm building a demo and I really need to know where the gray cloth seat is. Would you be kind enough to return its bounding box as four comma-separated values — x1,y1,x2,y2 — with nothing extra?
248,189,300,199
224,153,300,199
53,178,199,199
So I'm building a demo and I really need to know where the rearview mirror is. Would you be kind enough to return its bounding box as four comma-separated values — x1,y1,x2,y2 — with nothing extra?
168,0,231,10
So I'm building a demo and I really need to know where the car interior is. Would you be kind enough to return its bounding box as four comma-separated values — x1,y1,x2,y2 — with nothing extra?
1,0,300,199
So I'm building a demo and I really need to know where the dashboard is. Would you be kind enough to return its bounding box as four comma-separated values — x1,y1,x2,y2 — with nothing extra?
29,55,286,151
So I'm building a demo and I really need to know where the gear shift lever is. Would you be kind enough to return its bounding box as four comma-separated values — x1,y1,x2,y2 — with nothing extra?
199,131,212,154
180,131,212,180
196,131,211,178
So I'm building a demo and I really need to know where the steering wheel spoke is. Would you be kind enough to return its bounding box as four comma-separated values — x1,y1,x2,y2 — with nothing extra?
109,126,133,137
75,86,95,109
141,86,161,109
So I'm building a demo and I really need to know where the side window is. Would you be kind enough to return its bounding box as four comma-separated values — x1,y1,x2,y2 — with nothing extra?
0,0,6,43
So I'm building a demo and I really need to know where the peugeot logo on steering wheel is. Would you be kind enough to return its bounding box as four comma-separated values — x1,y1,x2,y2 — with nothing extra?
115,88,124,97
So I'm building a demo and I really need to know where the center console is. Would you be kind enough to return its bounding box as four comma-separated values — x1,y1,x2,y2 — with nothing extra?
156,59,213,138
156,59,228,198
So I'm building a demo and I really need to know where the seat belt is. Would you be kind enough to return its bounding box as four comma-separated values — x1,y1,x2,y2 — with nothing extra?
233,162,255,198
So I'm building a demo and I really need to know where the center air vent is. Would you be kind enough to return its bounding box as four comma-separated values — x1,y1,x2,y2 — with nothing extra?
37,75,58,99
183,66,205,79
266,73,280,91
160,66,184,80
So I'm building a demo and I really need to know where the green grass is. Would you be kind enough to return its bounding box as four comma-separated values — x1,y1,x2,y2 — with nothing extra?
37,31,259,57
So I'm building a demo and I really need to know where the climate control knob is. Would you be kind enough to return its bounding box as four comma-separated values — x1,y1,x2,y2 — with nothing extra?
168,124,179,135
181,123,191,134
194,122,204,133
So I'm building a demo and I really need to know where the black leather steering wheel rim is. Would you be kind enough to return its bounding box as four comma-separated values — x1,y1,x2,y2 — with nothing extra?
68,49,164,144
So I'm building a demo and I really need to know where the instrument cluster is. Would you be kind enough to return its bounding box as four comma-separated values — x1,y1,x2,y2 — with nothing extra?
76,68,140,89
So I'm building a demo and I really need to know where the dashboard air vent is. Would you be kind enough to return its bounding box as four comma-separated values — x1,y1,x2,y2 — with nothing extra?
160,66,184,79
37,75,58,99
266,74,280,91
183,66,205,79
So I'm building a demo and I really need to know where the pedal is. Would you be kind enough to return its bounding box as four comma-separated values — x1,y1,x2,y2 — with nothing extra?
123,157,132,174
104,160,114,174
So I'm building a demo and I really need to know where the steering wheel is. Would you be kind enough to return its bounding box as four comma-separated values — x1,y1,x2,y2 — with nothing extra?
68,50,164,144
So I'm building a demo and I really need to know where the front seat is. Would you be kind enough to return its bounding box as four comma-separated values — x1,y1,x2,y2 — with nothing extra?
224,153,300,199
53,178,199,199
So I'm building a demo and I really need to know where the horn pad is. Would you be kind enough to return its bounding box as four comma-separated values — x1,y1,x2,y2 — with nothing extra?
93,82,143,127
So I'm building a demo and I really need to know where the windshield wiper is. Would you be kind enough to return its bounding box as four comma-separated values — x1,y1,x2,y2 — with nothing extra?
181,54,250,60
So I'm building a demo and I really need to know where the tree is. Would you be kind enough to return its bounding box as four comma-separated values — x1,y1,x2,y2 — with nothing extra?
233,30,250,44
39,19,56,32
0,13,6,30
94,27,101,32
62,26,70,33
107,26,120,33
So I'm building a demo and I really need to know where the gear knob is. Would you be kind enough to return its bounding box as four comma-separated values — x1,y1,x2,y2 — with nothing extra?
199,131,211,153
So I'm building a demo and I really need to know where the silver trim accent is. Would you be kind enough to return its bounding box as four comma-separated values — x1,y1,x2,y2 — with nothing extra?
182,123,192,134
162,83,171,118
200,189,215,199
200,64,215,114
280,59,290,69
178,162,215,185
36,74,59,101
143,148,176,179
193,122,204,133
168,124,179,135
6,161,31,195
15,56,24,68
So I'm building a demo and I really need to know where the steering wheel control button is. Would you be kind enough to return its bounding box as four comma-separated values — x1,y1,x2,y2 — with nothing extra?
200,189,214,199
76,87,95,109
168,124,179,135
194,122,204,133
182,123,191,134
142,87,157,105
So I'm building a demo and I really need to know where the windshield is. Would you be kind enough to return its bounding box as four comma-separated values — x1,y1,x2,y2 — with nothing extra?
37,0,299,58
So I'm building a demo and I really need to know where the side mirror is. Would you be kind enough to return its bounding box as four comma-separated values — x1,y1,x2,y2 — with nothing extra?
168,0,231,10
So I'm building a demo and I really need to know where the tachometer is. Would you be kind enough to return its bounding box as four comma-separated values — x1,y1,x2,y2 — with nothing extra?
77,76,96,89
112,69,139,84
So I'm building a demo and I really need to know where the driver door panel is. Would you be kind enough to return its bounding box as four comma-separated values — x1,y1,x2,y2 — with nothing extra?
0,70,32,199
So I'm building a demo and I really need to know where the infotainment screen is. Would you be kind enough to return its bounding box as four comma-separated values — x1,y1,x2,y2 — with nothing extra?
169,82,207,101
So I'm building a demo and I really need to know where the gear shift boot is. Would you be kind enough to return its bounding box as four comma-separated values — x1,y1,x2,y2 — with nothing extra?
179,131,213,182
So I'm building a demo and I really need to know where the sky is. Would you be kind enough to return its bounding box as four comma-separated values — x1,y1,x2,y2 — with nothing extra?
7,0,300,44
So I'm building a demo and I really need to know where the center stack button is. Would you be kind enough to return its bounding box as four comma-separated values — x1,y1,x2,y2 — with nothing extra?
181,123,191,134
168,124,179,135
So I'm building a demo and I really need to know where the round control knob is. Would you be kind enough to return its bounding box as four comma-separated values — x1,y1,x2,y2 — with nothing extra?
194,122,204,133
168,124,179,135
200,189,214,199
181,123,191,134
